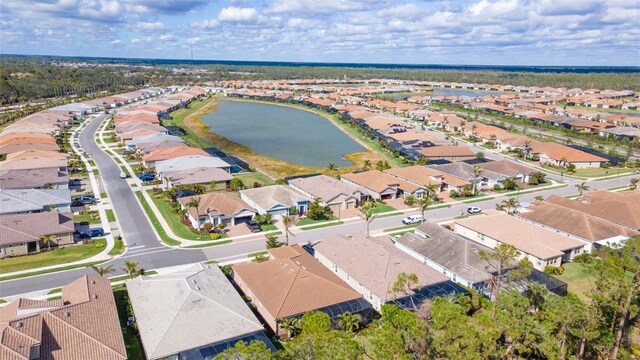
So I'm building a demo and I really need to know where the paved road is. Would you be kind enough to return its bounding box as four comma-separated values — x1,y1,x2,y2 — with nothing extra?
1,114,637,298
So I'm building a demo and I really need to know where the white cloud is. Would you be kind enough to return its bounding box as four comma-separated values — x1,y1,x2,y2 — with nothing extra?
268,0,366,14
192,18,220,29
218,7,258,22
159,33,174,41
133,21,165,31
111,39,122,44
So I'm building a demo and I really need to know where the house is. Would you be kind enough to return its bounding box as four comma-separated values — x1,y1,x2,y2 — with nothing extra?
383,165,470,194
395,222,494,293
519,201,639,252
0,211,75,258
0,149,68,172
240,185,311,217
0,188,72,215
162,167,233,189
454,213,587,270
288,174,364,213
232,246,373,337
0,168,69,190
178,192,256,228
0,275,126,359
0,133,57,146
599,127,640,142
537,142,607,169
126,264,273,360
0,141,60,156
125,134,184,148
341,170,426,200
156,155,231,177
476,160,536,184
143,146,209,168
136,139,187,155
417,145,476,162
314,234,450,310
430,162,507,189
545,191,640,230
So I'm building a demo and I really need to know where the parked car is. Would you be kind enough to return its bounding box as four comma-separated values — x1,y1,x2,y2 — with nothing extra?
246,221,261,233
173,189,196,201
79,228,104,238
138,173,156,182
69,179,82,186
467,206,482,214
120,171,128,179
401,215,423,225
72,195,95,205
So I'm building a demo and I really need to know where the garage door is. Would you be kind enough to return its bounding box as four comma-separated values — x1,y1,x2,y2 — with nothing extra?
268,209,289,217
234,216,252,225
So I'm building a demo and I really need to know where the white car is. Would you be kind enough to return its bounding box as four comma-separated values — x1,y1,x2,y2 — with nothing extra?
119,171,127,179
467,206,482,214
402,215,423,225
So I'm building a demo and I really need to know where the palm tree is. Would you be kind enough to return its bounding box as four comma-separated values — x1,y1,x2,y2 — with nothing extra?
186,197,201,229
575,182,590,198
90,264,114,277
425,183,439,200
337,312,360,332
417,196,433,221
500,197,520,214
534,195,544,201
327,163,337,172
123,260,140,279
280,317,300,339
40,234,56,251
281,214,297,246
472,165,484,195
523,140,532,159
358,201,376,236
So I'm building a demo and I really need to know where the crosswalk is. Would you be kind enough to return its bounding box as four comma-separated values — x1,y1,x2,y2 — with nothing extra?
120,244,177,259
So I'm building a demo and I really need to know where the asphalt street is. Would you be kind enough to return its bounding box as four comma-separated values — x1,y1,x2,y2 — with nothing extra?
0,114,637,298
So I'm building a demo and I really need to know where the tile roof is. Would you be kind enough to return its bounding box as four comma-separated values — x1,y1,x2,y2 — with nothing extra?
417,145,476,158
341,170,423,194
454,213,585,259
314,234,449,301
288,175,364,204
155,155,230,174
143,146,209,162
0,188,71,215
397,222,494,284
0,275,126,360
0,212,74,246
384,165,469,187
545,191,640,229
232,245,363,319
0,169,68,190
519,202,639,242
0,142,60,156
178,191,254,218
164,167,232,186
127,264,264,359
240,185,311,211
476,160,536,177
537,142,607,163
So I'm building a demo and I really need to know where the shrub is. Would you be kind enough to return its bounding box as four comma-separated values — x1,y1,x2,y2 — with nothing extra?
201,223,213,234
554,266,565,275
492,184,502,191
230,177,244,190
404,195,416,206
544,266,556,275
449,190,459,198
210,233,221,240
254,213,273,225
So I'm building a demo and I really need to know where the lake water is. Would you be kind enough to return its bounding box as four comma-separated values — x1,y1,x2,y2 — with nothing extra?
201,100,364,167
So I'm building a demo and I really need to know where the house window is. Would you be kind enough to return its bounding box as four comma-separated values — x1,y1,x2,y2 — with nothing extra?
416,192,423,199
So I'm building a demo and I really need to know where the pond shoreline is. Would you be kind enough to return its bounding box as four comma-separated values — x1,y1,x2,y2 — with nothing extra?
181,96,385,179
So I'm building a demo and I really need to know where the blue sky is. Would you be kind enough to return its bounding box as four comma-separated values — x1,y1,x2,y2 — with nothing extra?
1,0,639,66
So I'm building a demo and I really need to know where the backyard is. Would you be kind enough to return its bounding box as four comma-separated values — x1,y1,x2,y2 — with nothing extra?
551,262,593,302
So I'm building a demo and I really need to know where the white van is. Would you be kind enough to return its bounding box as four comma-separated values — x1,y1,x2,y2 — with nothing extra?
401,214,423,225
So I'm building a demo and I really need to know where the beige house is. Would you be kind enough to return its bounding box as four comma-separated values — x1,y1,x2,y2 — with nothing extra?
341,170,426,200
178,192,256,228
384,166,470,194
454,213,587,270
0,212,75,258
288,174,365,213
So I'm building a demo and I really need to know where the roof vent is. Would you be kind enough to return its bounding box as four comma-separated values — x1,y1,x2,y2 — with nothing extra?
195,285,201,291
92,294,98,299
300,274,308,278
64,312,70,318
91,280,96,284
15,321,23,329
192,279,197,285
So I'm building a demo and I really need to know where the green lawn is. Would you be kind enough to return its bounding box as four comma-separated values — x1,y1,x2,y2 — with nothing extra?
383,223,420,233
47,288,62,295
113,285,145,360
248,251,269,258
552,262,594,302
0,261,106,282
134,192,181,246
184,240,233,248
106,209,116,222
370,204,397,214
108,238,125,256
234,172,276,186
161,98,215,149
147,192,213,241
260,224,278,231
572,167,636,178
0,240,107,274
74,211,101,224
296,216,337,226
100,192,108,198
300,221,345,230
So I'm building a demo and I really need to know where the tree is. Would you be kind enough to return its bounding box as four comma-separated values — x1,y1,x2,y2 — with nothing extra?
415,156,428,165
475,151,485,160
306,198,332,220
362,159,372,171
229,177,244,190
425,183,439,200
471,165,484,195
186,197,201,229
534,195,544,201
280,317,301,339
629,177,639,190
375,160,391,171
337,311,360,332
327,163,337,172
214,340,272,360
502,177,518,190
40,234,56,251
479,243,521,319
358,201,376,236
281,214,297,246
90,264,114,277
416,196,432,221
391,272,420,310
575,182,590,198
123,260,140,279
265,234,284,249
497,197,520,214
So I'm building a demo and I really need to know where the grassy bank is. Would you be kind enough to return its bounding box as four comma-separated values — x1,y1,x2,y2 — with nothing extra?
172,96,396,178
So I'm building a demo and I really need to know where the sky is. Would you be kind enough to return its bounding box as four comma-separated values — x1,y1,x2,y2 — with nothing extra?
0,0,639,66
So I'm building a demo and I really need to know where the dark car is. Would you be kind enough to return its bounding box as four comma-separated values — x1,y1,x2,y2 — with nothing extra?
69,179,82,186
246,221,261,233
79,228,104,238
173,189,196,201
72,195,95,205
138,173,156,182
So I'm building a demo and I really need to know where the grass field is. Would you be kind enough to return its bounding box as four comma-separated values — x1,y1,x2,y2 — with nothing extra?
0,240,106,274
108,238,125,256
106,209,116,222
134,192,181,246
113,285,145,360
552,262,594,302
147,191,213,241
234,172,275,186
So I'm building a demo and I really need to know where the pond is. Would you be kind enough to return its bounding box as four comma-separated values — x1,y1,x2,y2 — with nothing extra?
201,100,364,167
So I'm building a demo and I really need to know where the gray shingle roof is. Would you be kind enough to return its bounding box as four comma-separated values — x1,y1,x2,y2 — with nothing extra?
156,155,230,174
288,175,364,204
0,169,68,190
126,264,264,360
0,188,71,215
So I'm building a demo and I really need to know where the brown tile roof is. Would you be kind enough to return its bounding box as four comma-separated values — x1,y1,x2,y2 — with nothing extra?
178,192,254,218
0,212,74,246
454,213,585,259
143,146,208,162
342,170,423,194
314,234,449,301
0,142,60,156
232,245,363,319
538,142,607,163
520,202,639,242
476,160,535,177
386,131,441,142
384,165,467,187
0,275,126,360
417,145,476,158
0,135,57,146
6,149,69,161
546,191,640,229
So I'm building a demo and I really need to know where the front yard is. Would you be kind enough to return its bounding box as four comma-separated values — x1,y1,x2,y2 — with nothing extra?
0,240,106,274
